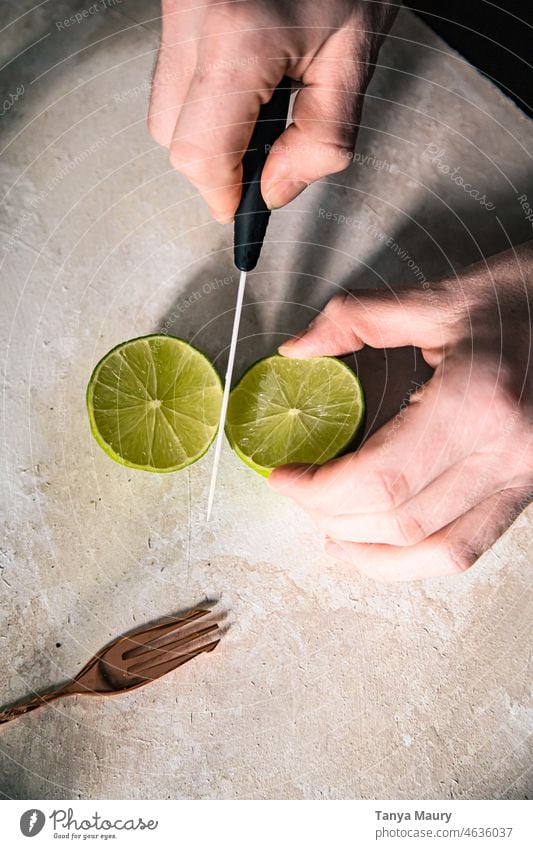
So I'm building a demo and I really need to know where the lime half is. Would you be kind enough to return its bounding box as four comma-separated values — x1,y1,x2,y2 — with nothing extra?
87,335,222,472
226,355,365,476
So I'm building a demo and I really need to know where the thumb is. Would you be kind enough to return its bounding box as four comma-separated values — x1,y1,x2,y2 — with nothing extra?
261,83,355,209
279,287,453,358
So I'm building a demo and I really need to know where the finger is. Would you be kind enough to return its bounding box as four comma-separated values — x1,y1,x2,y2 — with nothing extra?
279,287,451,359
261,25,377,208
270,362,506,515
148,1,201,148
169,49,286,222
261,84,356,209
325,486,532,581
317,447,529,545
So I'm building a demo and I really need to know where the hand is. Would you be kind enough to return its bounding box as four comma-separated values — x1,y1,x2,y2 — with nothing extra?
268,243,533,581
148,0,398,221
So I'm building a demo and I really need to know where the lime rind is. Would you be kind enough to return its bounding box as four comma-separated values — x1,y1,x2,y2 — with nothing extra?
87,334,222,473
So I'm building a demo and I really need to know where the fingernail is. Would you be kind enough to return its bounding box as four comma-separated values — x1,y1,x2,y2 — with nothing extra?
265,180,308,210
278,321,316,356
278,333,304,354
278,335,315,357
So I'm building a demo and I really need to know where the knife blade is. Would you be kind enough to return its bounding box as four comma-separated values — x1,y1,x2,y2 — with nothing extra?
206,78,292,521
206,267,247,521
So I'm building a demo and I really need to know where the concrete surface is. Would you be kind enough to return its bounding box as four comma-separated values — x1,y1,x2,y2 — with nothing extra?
0,1,532,799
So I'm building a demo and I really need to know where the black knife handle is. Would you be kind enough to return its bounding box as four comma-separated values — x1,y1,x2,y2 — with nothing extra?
233,77,292,272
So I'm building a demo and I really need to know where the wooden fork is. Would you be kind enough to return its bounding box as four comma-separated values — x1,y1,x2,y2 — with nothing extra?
0,608,221,726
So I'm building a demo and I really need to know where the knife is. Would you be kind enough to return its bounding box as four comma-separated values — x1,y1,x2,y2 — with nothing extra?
206,77,293,520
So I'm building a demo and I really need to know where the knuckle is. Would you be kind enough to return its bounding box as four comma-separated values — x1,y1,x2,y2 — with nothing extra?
321,143,353,174
321,292,356,328
319,292,361,350
323,293,347,318
447,541,478,575
394,509,427,546
169,142,202,178
168,143,189,174
433,278,465,322
371,468,410,510
474,369,525,438
501,486,533,522
207,4,251,32
493,381,521,418
147,114,169,148
170,139,234,184
311,512,330,534
319,516,335,535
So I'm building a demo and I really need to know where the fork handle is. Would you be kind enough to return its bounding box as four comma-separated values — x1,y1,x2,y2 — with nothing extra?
0,684,75,726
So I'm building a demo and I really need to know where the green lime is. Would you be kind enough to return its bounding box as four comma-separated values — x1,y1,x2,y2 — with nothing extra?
87,335,222,472
225,355,365,476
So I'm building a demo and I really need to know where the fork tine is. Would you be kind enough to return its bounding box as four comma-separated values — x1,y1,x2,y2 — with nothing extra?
122,609,210,659
128,639,220,679
124,623,220,673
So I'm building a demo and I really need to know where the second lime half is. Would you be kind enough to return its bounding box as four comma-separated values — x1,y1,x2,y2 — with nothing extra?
225,355,365,476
